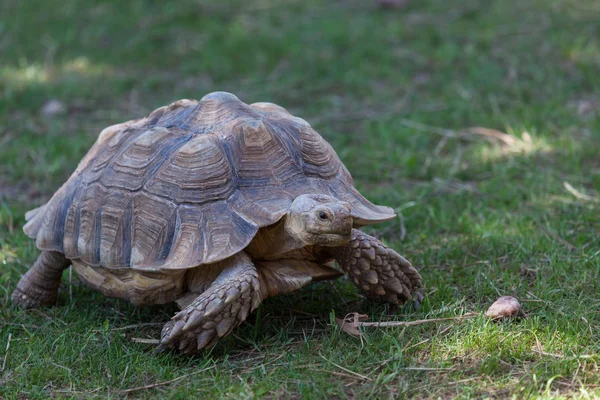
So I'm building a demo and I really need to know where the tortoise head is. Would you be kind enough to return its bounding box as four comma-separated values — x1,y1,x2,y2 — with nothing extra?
286,194,353,246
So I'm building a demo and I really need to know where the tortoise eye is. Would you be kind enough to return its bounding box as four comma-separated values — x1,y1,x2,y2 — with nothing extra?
317,211,329,221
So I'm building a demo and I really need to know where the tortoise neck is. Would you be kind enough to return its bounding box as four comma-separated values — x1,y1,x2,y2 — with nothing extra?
245,217,306,259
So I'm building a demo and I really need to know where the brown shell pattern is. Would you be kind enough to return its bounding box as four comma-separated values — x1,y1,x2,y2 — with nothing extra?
23,92,395,271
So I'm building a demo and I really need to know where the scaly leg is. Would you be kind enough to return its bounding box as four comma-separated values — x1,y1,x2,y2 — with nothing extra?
12,251,71,309
331,229,423,306
158,252,263,354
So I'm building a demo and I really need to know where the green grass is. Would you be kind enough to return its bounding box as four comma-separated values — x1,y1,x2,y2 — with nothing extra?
1,0,599,398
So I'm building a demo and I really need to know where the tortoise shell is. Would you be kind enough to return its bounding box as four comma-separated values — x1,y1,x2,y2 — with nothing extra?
23,92,394,271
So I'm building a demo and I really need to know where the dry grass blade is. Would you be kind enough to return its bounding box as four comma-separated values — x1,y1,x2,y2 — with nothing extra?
399,119,462,139
463,127,519,146
400,121,530,150
118,365,215,394
563,181,599,202
536,222,578,251
531,347,564,359
318,354,373,382
397,212,407,241
0,322,40,329
1,333,11,373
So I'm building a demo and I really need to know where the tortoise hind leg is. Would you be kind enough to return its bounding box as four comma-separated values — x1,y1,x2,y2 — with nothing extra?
158,252,263,354
12,251,71,309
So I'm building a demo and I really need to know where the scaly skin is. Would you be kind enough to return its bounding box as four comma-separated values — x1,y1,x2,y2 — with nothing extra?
330,229,423,306
11,251,71,309
158,252,263,354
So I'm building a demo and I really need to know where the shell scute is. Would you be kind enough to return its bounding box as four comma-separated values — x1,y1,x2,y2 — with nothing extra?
144,134,235,204
232,119,304,188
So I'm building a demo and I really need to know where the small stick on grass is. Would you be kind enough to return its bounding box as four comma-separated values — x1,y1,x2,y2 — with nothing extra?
400,367,454,371
357,312,478,328
118,365,215,394
130,338,161,344
113,322,165,331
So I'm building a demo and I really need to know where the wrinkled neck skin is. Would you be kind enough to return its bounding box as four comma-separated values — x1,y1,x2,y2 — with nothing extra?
245,217,307,259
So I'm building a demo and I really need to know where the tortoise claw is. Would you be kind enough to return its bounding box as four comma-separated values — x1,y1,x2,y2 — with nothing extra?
412,291,425,311
154,343,169,354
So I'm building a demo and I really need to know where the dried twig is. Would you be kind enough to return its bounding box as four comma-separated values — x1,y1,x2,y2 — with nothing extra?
357,312,478,328
118,366,215,394
335,312,478,341
130,338,161,344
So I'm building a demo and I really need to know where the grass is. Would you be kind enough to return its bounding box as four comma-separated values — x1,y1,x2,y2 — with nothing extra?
0,0,599,398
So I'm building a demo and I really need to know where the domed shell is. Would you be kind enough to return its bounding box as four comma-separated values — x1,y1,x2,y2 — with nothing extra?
23,92,395,271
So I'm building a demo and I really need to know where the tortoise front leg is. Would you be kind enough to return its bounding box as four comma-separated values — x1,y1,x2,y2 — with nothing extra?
158,252,263,354
331,229,423,306
12,251,71,309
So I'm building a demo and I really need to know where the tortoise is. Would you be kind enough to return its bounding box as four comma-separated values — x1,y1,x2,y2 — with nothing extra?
12,92,423,353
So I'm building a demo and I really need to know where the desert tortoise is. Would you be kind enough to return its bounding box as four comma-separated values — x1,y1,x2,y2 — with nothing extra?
12,92,423,353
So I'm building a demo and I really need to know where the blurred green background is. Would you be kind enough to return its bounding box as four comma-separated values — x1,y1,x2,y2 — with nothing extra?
0,0,599,398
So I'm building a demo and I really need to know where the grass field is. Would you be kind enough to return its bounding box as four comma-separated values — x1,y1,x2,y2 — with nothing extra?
1,0,599,398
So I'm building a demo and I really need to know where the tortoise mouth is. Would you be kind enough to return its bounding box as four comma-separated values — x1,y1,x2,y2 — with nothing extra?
306,231,352,246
